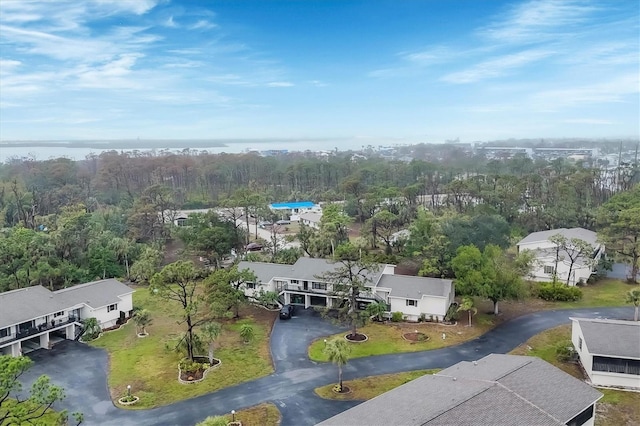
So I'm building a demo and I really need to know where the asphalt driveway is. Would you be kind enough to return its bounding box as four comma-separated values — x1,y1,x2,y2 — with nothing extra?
18,306,634,426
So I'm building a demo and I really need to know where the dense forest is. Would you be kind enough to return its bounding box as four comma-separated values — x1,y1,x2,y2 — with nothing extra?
0,143,638,292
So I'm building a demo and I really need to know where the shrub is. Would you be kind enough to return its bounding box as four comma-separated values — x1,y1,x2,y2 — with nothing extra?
391,311,404,322
178,359,206,373
555,340,576,362
419,313,426,323
538,282,583,302
239,323,255,343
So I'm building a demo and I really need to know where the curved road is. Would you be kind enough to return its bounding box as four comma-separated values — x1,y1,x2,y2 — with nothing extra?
21,307,633,426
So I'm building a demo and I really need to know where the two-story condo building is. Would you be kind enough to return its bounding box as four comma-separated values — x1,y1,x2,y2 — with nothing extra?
516,228,604,286
238,257,454,321
0,279,134,357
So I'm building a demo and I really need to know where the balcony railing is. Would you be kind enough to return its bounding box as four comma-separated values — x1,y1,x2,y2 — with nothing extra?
277,285,386,303
1,317,80,346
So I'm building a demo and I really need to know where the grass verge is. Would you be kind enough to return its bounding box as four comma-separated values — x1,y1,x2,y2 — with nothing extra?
308,318,494,361
199,403,281,426
555,279,640,309
310,279,635,361
509,324,640,426
90,288,276,409
314,370,439,401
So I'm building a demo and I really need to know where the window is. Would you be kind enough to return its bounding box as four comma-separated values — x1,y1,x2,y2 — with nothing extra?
107,304,118,312
0,327,9,338
291,280,299,284
593,356,640,376
578,337,583,351
312,282,327,290
53,311,64,317
566,404,594,426
406,299,418,307
246,282,255,289
544,265,555,275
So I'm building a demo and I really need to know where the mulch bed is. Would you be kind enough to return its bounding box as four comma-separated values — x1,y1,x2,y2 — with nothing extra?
180,357,220,382
345,333,367,342
402,332,429,342
333,386,351,394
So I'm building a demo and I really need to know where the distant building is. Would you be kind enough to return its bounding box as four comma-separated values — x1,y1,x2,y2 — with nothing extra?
298,211,322,229
268,201,320,221
516,228,604,285
319,354,603,426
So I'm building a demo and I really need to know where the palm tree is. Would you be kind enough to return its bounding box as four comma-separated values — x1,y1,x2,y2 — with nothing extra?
109,237,134,279
324,337,351,392
133,309,152,335
82,317,101,340
201,322,222,364
457,297,478,327
239,324,255,343
365,301,387,322
626,288,640,321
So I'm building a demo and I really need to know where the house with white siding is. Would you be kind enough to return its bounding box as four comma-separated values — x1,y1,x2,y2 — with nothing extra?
516,228,604,286
237,257,454,321
298,211,322,229
0,279,134,357
571,318,640,390
319,354,603,426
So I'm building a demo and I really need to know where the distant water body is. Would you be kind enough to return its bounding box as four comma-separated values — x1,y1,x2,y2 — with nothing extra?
0,139,376,163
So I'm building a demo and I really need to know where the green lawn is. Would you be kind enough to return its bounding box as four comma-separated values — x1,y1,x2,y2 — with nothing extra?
509,324,640,426
309,279,636,361
314,370,439,401
308,318,494,361
198,403,281,426
90,288,275,409
554,279,640,309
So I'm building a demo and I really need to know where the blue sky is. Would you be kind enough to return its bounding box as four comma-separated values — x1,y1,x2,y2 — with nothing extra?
0,0,638,143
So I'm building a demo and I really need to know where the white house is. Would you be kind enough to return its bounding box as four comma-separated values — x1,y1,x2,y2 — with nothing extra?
319,354,603,426
571,318,640,390
268,201,321,221
0,279,134,357
298,211,322,229
517,228,604,285
237,257,454,321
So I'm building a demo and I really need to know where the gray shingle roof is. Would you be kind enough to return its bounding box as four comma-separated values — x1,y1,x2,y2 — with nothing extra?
572,318,640,359
237,261,295,284
378,274,453,299
318,354,602,426
517,227,598,246
54,279,134,309
289,257,384,284
424,384,561,426
0,279,134,329
0,286,70,329
299,211,322,223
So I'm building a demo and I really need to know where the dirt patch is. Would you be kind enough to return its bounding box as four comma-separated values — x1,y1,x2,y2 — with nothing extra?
162,238,204,267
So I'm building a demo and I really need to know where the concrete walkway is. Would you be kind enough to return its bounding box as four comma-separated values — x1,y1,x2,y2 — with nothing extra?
20,307,633,426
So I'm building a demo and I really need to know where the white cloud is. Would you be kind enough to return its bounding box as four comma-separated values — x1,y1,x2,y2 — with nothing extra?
266,81,294,87
74,54,143,89
480,0,598,44
164,16,178,28
563,118,614,125
0,59,22,74
190,20,217,30
531,73,639,108
441,49,554,84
